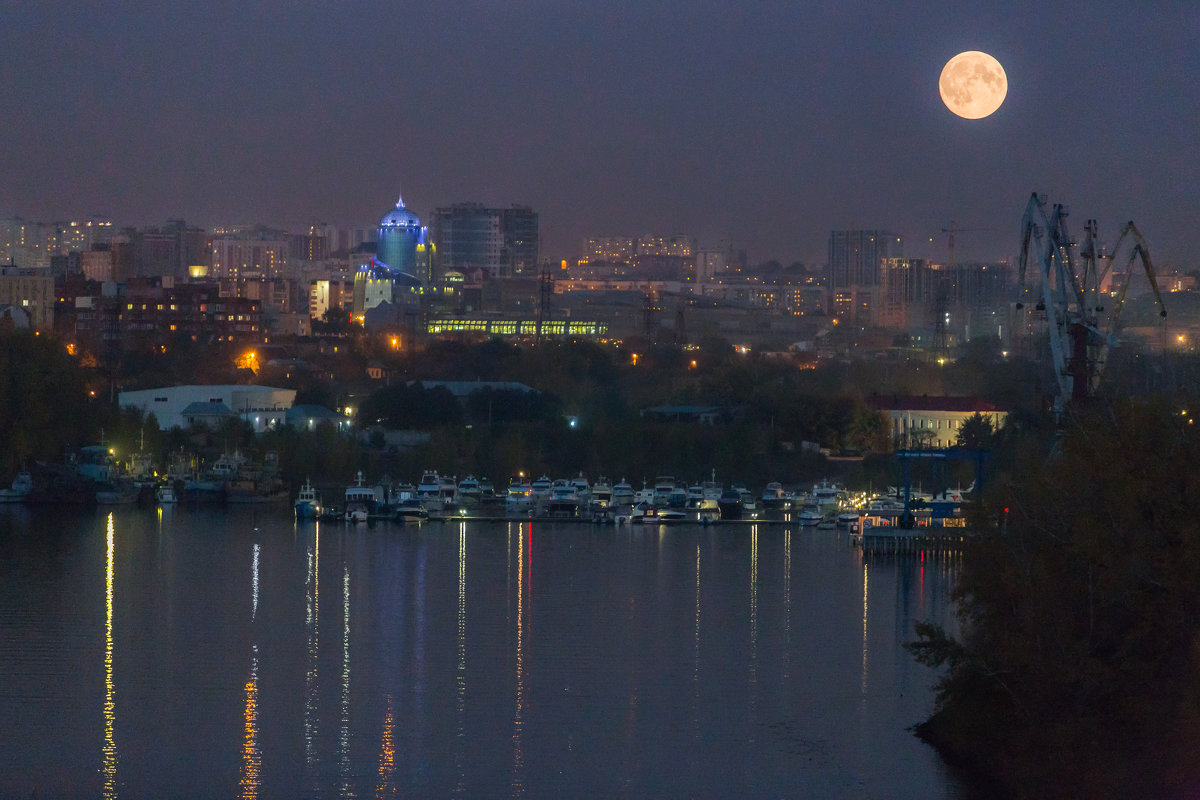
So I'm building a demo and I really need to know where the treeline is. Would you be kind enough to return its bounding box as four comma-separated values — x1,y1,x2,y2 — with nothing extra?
908,398,1200,797
1,327,1055,491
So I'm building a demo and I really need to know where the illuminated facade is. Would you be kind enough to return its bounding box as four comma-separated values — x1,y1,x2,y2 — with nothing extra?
431,203,538,279
426,317,608,338
376,196,429,279
211,236,288,280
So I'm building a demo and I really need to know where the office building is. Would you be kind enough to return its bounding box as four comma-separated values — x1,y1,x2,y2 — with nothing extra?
432,203,538,279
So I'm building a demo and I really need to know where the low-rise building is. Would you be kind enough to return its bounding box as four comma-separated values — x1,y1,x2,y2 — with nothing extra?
869,395,1006,449
120,385,297,432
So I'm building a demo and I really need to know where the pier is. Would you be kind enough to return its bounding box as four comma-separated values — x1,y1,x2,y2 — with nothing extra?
852,525,971,555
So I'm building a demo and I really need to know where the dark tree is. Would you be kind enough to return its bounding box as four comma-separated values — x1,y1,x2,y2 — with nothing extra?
909,398,1200,797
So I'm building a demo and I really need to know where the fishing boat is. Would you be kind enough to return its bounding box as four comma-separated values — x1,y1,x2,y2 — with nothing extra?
294,479,323,519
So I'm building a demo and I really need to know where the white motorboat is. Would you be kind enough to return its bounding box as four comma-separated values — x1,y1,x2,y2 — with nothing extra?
631,502,687,525
797,500,824,525
733,484,758,518
156,483,179,505
760,482,787,509
0,471,33,503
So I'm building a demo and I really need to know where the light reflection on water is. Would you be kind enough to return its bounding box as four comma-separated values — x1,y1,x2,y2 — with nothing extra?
103,512,116,800
0,507,965,799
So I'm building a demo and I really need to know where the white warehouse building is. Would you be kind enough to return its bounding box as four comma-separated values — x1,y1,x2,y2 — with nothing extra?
119,385,298,432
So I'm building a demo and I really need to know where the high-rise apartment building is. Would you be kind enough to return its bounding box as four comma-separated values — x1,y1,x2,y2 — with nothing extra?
827,230,903,290
211,233,288,280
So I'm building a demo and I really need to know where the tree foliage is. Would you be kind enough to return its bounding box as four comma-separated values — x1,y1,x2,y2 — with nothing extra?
0,330,97,479
909,398,1200,797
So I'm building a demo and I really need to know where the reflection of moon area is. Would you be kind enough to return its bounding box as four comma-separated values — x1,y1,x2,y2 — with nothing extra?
939,51,1007,119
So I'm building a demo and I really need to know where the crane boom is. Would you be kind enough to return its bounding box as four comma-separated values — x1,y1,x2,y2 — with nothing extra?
1016,193,1167,414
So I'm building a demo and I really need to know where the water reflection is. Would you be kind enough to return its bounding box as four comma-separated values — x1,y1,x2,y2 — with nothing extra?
749,525,759,684
339,564,353,798
692,542,701,738
241,543,261,798
103,512,117,799
782,528,792,680
511,523,527,796
376,694,396,798
455,524,467,796
304,528,321,795
0,513,965,798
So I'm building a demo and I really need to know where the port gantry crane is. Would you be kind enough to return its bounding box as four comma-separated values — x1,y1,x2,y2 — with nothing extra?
1016,192,1167,416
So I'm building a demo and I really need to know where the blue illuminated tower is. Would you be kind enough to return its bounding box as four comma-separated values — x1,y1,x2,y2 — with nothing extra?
376,195,429,279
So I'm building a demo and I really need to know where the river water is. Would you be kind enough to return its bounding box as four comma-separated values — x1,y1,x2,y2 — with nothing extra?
0,505,965,799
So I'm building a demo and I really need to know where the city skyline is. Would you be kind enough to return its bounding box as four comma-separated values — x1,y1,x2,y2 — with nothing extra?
2,1,1196,268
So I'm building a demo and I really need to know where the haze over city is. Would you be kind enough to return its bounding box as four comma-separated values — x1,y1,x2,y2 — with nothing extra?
3,0,1197,267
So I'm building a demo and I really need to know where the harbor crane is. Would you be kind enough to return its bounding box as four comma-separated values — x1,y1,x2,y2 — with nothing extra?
1015,192,1167,415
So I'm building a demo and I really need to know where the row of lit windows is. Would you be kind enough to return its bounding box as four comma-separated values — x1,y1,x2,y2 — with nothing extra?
426,320,609,336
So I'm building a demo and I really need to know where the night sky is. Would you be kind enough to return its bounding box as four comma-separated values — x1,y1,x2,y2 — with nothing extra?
3,0,1196,267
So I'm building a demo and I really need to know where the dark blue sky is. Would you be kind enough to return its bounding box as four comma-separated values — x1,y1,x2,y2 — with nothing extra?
2,0,1196,267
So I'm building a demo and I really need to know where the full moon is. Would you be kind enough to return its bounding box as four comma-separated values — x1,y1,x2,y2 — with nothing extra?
939,51,1007,119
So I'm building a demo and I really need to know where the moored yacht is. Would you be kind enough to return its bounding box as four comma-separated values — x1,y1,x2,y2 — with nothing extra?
506,476,533,510
611,478,635,506
344,471,377,522
590,476,613,508
457,475,481,501
416,471,441,502
761,482,787,509
717,488,743,520
569,473,591,504
652,476,677,507
530,475,553,501
812,480,841,509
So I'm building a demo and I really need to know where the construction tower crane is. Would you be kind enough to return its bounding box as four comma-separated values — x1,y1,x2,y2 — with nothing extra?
1016,192,1167,414
931,220,993,266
